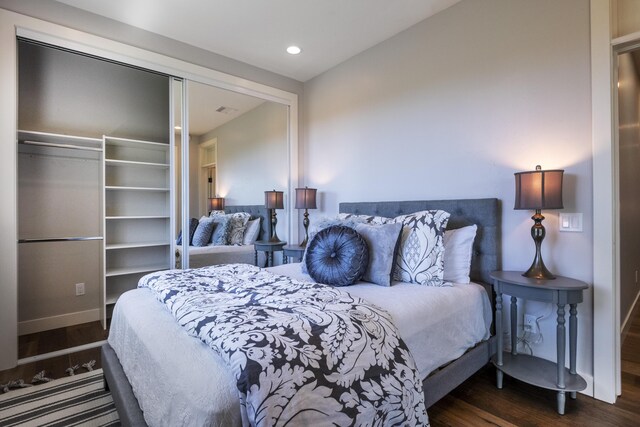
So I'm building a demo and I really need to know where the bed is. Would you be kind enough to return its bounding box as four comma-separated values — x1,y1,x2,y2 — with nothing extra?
102,198,501,426
175,205,269,268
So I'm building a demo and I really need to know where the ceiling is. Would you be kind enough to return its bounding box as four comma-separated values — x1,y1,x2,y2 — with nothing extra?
55,0,461,82
181,82,265,136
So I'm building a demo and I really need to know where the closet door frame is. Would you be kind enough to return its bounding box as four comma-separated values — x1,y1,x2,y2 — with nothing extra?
0,9,299,370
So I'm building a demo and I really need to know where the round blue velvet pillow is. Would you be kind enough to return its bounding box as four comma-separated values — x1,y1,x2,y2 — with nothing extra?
305,225,369,287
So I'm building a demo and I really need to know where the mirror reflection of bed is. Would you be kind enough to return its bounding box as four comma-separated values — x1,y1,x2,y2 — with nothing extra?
175,205,270,268
174,81,289,268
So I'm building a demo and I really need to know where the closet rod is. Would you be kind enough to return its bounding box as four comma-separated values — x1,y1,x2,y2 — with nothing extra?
19,140,103,152
18,237,103,243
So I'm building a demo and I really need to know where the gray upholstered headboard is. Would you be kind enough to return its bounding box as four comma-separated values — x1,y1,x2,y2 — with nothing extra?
225,205,270,241
339,198,501,285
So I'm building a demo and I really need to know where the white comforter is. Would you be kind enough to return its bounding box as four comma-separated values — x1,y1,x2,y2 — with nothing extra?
108,263,491,426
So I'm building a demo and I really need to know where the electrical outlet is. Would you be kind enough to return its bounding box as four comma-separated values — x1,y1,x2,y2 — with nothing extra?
524,314,538,334
75,283,85,296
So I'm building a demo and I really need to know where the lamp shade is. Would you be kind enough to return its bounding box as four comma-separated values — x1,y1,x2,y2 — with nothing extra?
514,165,564,210
209,197,225,211
295,187,317,210
265,190,284,209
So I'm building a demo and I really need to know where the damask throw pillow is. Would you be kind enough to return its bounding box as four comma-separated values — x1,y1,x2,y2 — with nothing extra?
337,213,390,225
392,210,451,286
305,225,369,287
210,212,251,245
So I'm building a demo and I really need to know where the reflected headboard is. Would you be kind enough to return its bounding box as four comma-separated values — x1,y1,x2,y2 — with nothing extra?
339,198,501,285
225,205,270,241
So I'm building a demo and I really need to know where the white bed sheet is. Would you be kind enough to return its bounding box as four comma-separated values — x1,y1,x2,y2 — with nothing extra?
108,263,491,426
175,245,258,269
269,263,492,379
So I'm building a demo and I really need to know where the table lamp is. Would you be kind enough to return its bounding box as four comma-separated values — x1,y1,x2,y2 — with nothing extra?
514,165,564,280
265,190,284,242
295,187,317,247
209,196,225,214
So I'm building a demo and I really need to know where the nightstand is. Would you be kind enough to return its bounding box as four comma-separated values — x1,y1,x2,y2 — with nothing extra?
254,241,286,267
282,245,305,264
490,271,588,415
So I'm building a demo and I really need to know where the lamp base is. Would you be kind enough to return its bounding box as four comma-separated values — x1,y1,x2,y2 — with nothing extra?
522,262,556,280
523,210,556,281
299,210,310,247
269,209,281,243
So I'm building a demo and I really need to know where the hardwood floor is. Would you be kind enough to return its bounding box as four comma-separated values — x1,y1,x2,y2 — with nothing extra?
429,307,640,426
0,321,107,385
1,313,639,426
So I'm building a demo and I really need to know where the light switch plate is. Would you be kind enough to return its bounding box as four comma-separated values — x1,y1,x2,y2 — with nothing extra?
559,213,583,232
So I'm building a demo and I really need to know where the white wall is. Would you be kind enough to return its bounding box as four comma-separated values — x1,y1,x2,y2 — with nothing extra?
200,102,289,238
303,0,594,385
617,52,640,329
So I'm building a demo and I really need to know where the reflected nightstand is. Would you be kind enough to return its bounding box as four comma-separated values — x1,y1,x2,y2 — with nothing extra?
254,241,286,267
283,245,305,264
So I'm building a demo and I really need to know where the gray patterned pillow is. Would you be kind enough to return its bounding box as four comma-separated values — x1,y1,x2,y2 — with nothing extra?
391,210,451,286
210,212,251,245
192,219,216,247
210,216,232,245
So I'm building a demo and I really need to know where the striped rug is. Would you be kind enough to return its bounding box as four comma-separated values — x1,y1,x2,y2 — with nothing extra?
0,369,120,426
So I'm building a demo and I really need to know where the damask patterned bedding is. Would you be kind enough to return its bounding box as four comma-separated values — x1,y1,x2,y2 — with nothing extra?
138,264,428,426
108,264,491,426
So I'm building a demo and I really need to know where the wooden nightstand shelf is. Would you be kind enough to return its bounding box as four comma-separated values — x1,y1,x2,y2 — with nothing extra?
490,271,588,415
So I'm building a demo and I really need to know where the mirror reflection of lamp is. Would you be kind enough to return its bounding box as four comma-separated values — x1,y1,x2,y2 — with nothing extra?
264,190,284,243
514,165,564,280
295,187,317,247
209,197,225,215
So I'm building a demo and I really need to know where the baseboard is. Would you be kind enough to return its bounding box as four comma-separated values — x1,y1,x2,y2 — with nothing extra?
19,308,101,335
622,289,640,344
579,372,594,398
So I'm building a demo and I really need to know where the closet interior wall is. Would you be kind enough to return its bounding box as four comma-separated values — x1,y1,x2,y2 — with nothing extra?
17,40,171,335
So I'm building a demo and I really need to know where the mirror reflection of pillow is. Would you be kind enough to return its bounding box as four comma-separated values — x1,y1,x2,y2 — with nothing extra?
305,225,369,287
192,219,216,247
176,218,199,245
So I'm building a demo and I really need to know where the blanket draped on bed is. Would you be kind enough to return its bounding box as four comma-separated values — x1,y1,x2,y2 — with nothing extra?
139,264,428,427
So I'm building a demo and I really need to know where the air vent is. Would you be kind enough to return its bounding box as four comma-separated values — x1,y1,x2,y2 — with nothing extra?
215,106,238,115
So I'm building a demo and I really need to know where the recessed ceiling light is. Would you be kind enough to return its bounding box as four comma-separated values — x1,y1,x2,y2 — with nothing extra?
174,126,182,130
286,46,301,55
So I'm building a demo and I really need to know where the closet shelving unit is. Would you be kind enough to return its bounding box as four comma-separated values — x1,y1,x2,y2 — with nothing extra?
103,136,172,311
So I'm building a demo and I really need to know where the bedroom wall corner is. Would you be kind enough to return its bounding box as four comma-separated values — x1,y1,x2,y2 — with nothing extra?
0,8,19,370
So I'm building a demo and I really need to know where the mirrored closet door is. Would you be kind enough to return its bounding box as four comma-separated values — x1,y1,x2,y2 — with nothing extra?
175,80,289,270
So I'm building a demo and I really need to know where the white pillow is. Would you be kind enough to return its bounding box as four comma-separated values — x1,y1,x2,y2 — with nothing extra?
392,210,450,286
242,218,261,245
443,224,477,284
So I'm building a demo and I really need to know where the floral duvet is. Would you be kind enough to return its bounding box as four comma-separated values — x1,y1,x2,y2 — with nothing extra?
139,264,428,426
